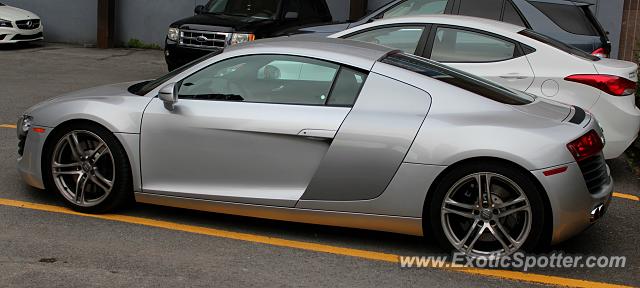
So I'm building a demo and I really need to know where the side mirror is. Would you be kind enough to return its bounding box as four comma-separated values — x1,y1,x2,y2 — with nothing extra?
194,5,205,14
159,83,178,111
284,11,299,20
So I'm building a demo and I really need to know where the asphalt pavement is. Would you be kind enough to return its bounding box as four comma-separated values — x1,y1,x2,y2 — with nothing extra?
0,43,638,288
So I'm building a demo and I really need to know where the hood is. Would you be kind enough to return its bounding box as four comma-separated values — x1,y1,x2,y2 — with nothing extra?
172,14,274,33
593,58,639,82
0,5,39,21
24,81,142,115
512,97,575,123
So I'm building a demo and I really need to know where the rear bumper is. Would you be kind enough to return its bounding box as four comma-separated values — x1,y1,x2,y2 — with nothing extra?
589,94,640,159
0,25,44,44
532,162,613,244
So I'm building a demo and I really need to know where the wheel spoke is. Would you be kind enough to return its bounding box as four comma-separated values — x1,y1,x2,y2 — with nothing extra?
66,133,84,161
495,220,519,247
52,161,82,175
488,224,510,252
475,174,493,207
499,204,529,218
443,207,475,219
75,173,89,204
495,195,527,209
90,142,110,162
456,219,480,248
91,171,113,192
466,223,487,253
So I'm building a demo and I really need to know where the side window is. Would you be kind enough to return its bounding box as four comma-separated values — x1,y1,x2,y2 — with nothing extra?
457,0,503,20
177,55,339,105
382,0,448,19
345,26,425,54
430,27,516,62
502,0,526,27
528,1,599,36
327,68,368,106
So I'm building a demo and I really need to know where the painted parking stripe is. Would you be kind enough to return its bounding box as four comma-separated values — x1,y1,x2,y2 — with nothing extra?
612,192,639,202
0,197,630,288
0,124,17,129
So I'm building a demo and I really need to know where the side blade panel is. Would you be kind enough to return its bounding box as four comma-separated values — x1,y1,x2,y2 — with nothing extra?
300,73,431,201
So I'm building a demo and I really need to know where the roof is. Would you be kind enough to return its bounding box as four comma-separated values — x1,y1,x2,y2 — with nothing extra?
225,35,397,70
331,15,527,38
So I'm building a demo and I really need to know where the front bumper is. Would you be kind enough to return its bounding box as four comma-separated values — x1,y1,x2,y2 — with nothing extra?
0,24,44,44
532,162,613,244
17,125,49,190
589,94,640,159
164,41,222,70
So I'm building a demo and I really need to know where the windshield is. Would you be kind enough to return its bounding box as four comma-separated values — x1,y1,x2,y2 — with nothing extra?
204,0,280,19
381,53,535,105
519,29,600,61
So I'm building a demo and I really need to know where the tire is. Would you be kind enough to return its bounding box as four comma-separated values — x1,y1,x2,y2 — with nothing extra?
427,160,546,258
43,122,133,213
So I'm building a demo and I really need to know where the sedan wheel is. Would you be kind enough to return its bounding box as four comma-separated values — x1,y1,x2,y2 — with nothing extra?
429,162,545,258
44,123,132,213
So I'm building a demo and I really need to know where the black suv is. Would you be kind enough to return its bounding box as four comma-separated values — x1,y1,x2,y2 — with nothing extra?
164,0,332,70
287,0,611,58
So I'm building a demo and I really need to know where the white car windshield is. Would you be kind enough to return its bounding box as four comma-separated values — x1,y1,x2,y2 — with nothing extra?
204,0,280,19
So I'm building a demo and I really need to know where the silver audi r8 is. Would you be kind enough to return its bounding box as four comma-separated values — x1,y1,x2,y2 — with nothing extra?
17,37,613,257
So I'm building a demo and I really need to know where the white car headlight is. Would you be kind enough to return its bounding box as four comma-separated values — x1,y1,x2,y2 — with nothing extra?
0,18,12,28
167,28,180,42
230,33,255,46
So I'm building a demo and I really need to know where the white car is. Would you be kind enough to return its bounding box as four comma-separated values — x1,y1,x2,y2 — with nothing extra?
0,2,43,44
330,15,640,159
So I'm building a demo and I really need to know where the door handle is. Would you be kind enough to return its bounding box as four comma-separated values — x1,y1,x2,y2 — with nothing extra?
298,129,336,140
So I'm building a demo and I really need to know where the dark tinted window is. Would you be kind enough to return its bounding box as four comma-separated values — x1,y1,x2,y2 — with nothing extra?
206,0,280,19
519,29,599,61
503,0,526,27
327,67,368,106
458,0,503,20
529,1,599,36
381,53,534,105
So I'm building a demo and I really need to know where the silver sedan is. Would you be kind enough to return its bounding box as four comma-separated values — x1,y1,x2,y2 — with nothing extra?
17,37,613,257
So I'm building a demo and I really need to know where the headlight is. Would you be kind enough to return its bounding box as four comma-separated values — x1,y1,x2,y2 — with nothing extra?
0,18,12,28
17,115,32,139
167,28,180,41
230,33,255,46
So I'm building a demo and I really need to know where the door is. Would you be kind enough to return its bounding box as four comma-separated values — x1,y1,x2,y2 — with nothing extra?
424,25,535,91
140,54,368,207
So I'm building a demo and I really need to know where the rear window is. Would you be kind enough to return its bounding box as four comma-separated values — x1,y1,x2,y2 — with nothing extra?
381,53,534,105
528,1,600,36
519,29,599,61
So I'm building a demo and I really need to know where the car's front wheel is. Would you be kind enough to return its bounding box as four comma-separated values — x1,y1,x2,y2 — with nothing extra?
428,161,546,258
43,123,132,213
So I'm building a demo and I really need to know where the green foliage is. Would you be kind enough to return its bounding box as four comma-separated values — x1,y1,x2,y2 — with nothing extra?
126,38,161,50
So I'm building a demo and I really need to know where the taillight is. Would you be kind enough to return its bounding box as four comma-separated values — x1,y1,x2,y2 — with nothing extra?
567,130,604,162
564,74,636,96
591,47,609,58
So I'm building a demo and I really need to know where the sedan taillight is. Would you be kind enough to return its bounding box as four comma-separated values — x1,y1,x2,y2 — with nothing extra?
564,74,636,96
567,130,604,162
591,47,609,58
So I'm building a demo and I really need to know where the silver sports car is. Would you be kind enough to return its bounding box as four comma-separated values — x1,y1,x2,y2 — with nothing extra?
17,37,612,257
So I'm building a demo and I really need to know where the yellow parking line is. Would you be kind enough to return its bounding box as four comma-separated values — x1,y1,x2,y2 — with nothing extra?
0,124,16,129
613,192,639,202
0,197,630,288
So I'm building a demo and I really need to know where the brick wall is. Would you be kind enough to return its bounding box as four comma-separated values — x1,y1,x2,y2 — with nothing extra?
620,0,640,62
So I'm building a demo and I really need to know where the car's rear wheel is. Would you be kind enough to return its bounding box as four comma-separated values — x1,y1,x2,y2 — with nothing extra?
429,161,545,258
44,123,132,213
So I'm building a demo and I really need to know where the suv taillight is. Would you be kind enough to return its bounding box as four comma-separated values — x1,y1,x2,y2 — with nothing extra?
567,130,604,162
591,47,609,58
564,74,636,96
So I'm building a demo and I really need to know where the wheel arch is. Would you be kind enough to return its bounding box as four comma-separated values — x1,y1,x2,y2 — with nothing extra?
41,119,139,193
422,156,553,248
